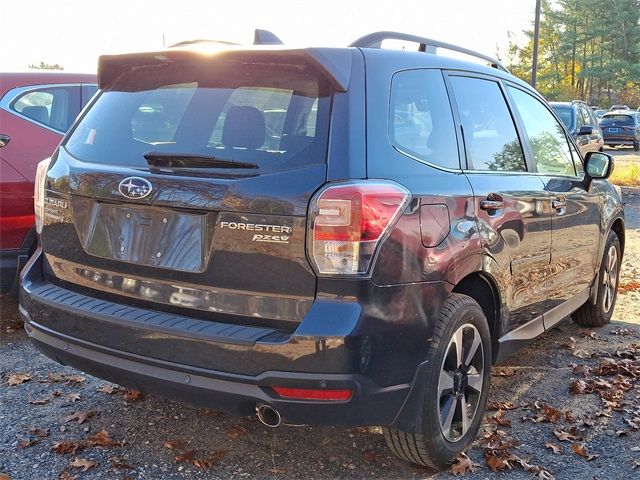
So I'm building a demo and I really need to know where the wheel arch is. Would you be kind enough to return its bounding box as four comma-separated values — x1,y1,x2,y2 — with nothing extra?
452,271,502,364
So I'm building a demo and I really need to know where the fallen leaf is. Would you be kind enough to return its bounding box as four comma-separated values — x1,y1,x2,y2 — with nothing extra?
579,330,597,339
57,470,75,480
174,450,196,463
492,368,518,377
226,424,248,438
18,438,40,448
490,410,512,427
62,411,98,424
570,379,591,394
545,442,562,454
45,373,85,385
572,349,593,359
0,474,11,480
51,441,87,455
96,385,120,395
123,389,144,402
193,451,226,469
553,427,583,441
28,427,50,437
450,453,480,475
266,467,286,474
88,430,121,447
68,457,97,472
631,460,640,469
610,328,635,336
485,451,512,471
163,440,186,451
6,373,32,386
571,364,592,378
363,450,383,463
108,457,133,470
65,393,81,403
618,280,640,294
571,443,598,461
487,401,518,411
28,398,50,405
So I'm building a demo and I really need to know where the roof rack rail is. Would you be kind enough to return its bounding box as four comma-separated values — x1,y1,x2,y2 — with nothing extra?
349,31,509,73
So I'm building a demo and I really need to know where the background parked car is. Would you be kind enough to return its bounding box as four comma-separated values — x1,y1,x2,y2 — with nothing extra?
549,100,604,155
0,71,97,293
593,108,607,119
599,110,640,151
609,104,630,111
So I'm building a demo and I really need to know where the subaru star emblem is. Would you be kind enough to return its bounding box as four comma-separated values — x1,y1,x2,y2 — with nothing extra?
118,177,153,199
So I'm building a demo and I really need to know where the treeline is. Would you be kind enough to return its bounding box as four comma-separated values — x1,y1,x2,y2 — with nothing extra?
504,0,640,107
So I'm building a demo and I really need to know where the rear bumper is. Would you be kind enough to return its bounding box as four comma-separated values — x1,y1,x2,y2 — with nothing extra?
603,135,639,145
21,310,409,426
20,250,445,428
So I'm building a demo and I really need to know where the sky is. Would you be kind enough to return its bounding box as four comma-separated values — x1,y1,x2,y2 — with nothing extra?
2,0,537,73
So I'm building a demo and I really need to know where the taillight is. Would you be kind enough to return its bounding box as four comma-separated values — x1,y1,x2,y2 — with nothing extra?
34,158,51,234
308,181,410,276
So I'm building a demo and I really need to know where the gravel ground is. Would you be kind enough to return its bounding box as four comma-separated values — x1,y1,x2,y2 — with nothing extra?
1,153,639,480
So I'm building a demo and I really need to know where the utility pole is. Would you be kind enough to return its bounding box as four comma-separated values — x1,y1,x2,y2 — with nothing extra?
531,0,542,88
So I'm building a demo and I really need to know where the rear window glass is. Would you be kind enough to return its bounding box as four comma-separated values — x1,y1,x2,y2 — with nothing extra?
600,114,636,125
65,57,330,171
550,105,573,130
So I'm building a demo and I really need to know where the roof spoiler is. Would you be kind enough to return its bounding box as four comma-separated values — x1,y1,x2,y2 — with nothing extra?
98,48,352,92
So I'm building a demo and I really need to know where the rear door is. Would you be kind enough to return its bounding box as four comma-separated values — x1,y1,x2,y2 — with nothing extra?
40,51,338,327
506,86,601,323
447,73,551,331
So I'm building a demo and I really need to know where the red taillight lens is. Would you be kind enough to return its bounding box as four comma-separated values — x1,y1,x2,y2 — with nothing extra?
309,181,410,275
272,387,352,401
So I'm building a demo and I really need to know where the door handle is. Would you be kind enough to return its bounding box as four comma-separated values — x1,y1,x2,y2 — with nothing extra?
480,193,503,211
0,134,9,148
552,198,566,210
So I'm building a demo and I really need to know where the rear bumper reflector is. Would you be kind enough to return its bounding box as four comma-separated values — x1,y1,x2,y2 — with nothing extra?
272,386,352,401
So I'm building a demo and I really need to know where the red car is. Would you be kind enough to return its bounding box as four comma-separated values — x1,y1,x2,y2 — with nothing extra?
0,71,96,293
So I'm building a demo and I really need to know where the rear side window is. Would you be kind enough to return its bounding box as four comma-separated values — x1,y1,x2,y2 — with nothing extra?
11,86,81,132
449,76,526,172
65,57,330,171
508,87,576,176
389,69,459,169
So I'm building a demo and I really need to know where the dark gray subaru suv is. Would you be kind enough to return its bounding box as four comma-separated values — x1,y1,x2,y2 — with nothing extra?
20,31,625,468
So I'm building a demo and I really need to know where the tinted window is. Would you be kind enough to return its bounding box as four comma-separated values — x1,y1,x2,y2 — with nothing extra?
65,58,330,171
11,86,81,132
551,105,573,130
450,76,526,172
580,106,596,127
600,114,637,126
508,87,576,176
81,85,98,107
389,69,459,169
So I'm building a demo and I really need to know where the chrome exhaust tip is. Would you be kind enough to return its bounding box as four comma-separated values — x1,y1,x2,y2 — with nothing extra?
256,404,282,428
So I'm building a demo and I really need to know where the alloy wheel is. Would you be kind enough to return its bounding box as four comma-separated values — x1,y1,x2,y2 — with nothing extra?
437,323,484,442
602,244,618,313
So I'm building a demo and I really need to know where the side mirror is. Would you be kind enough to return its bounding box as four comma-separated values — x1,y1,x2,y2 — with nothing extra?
584,151,613,179
0,134,9,148
578,125,594,135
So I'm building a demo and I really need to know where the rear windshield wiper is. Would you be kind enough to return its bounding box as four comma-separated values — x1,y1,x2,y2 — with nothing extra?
143,152,258,169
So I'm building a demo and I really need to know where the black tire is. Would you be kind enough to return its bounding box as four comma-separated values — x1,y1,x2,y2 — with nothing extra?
383,293,491,469
573,230,621,327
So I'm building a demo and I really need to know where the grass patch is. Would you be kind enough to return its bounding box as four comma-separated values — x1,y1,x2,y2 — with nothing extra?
610,163,640,186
